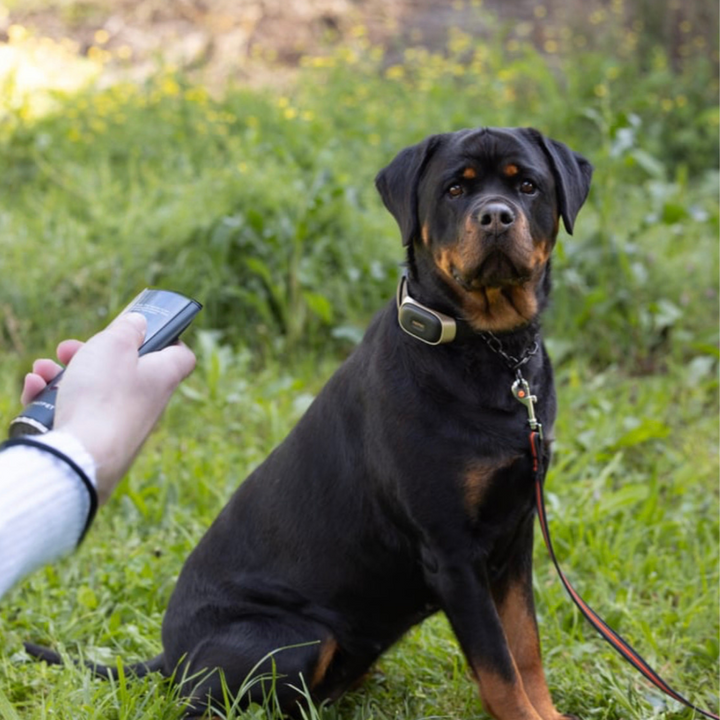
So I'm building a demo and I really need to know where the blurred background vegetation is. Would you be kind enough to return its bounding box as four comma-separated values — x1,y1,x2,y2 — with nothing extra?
0,0,717,372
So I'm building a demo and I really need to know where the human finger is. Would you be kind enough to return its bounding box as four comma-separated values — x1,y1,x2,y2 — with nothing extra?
109,311,148,347
56,339,84,366
21,372,50,405
31,358,63,382
137,341,197,390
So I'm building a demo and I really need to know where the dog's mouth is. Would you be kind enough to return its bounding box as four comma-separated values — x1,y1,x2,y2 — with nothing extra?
451,251,530,291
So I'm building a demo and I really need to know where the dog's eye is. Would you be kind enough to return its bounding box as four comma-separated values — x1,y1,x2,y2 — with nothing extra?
447,184,464,198
520,180,537,194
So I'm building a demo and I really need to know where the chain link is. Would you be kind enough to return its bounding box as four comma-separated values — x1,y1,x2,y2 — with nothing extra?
479,330,540,372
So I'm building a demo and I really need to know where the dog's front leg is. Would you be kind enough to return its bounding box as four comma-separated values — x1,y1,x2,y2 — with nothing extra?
490,520,578,720
423,550,544,720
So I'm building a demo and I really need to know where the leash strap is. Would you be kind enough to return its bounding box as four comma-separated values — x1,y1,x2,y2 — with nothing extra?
529,431,719,719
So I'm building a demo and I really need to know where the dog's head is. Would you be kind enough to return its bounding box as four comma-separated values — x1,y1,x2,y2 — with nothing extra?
376,127,593,332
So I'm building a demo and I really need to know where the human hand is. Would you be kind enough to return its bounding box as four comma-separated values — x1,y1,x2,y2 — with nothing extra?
21,340,82,405
21,313,196,503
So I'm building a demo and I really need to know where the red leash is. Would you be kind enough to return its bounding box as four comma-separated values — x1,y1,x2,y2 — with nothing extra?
528,429,719,719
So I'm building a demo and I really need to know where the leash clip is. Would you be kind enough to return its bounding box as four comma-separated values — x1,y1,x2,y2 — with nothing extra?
511,371,543,440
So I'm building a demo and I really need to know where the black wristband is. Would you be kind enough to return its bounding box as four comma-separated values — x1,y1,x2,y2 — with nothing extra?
0,437,98,544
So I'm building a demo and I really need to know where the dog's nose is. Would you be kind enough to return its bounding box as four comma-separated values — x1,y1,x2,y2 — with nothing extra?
478,202,515,233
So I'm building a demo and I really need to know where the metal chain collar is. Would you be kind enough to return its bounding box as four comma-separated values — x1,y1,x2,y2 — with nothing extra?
478,330,541,372
478,329,544,439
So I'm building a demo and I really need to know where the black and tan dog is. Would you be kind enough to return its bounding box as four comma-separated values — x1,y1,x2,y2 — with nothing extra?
26,127,592,720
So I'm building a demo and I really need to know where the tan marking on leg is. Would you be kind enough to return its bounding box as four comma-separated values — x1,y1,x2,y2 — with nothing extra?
497,583,565,720
310,638,338,689
470,665,543,720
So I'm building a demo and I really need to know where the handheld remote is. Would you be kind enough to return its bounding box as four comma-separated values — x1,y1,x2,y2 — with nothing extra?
8,289,202,438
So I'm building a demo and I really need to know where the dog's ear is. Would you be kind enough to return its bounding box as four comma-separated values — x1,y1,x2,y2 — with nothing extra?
375,135,443,246
532,131,593,235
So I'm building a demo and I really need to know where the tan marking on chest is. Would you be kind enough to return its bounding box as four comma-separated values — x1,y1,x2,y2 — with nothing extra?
463,456,519,514
462,284,540,333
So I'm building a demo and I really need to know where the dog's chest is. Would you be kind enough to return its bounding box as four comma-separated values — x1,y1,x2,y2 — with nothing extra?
457,452,538,573
461,451,535,519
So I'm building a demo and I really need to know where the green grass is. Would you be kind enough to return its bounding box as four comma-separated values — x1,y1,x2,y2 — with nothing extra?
0,354,716,719
0,6,718,719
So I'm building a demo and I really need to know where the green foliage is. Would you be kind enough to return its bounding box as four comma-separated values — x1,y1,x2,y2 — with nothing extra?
0,16,717,365
0,7,717,719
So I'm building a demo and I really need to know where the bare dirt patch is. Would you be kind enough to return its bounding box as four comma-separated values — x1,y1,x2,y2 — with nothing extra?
2,0,715,91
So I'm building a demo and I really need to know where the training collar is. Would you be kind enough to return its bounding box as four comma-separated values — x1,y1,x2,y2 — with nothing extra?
396,273,474,345
396,273,542,371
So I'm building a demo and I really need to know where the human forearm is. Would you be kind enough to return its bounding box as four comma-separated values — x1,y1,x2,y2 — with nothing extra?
0,431,96,598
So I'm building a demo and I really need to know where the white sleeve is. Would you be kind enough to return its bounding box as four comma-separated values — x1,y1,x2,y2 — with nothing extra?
0,431,97,599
